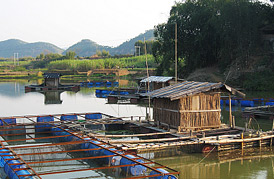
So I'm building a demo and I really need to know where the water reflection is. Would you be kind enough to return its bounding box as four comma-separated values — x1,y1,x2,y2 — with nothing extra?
151,147,274,179
0,82,25,97
40,91,63,104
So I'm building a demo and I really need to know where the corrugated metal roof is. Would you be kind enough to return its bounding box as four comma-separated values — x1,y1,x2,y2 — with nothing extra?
43,73,61,79
140,76,173,83
141,81,245,101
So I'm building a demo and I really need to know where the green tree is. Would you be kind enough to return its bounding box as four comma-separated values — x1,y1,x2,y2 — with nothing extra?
153,0,274,76
65,51,76,59
45,53,62,60
36,53,45,60
96,50,102,56
102,49,110,57
134,40,154,55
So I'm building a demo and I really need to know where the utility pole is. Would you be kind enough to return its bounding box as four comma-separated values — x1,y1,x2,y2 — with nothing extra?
14,53,19,66
144,37,151,121
175,23,178,83
17,53,19,66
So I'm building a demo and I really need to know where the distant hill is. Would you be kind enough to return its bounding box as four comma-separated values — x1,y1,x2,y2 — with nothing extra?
64,29,155,56
0,39,64,58
0,29,155,58
63,39,111,57
110,29,155,55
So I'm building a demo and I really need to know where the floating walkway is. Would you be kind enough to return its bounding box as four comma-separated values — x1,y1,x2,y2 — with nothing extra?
243,105,274,119
0,112,179,179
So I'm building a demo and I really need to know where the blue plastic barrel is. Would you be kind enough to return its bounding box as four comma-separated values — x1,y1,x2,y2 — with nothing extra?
87,141,102,156
220,99,223,106
0,118,16,126
95,82,101,87
85,113,102,119
60,115,78,121
87,82,93,87
106,82,112,86
80,137,91,150
51,127,67,141
266,102,274,106
4,159,22,179
101,90,110,94
240,100,254,107
36,116,54,132
102,147,123,165
120,91,129,95
225,100,238,106
14,170,32,179
149,168,177,179
120,154,147,176
0,149,12,167
95,89,102,94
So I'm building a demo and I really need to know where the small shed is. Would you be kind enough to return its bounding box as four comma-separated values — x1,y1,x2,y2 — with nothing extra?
43,73,62,87
140,76,181,91
142,81,245,132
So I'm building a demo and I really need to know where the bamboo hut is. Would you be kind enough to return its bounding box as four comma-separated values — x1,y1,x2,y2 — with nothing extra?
43,73,61,87
142,81,245,132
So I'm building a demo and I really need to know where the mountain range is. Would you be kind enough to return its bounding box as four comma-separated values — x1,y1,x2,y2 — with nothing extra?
0,30,154,58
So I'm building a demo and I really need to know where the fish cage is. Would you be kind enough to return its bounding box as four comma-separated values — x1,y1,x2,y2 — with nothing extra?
0,112,179,179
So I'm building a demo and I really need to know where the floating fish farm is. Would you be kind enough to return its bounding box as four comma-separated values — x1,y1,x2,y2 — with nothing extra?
0,112,179,179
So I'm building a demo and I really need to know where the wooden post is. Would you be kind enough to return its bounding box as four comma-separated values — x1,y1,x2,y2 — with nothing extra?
139,116,141,124
272,118,274,131
178,126,181,133
175,23,178,83
229,94,232,128
131,116,133,121
232,116,235,128
241,133,244,151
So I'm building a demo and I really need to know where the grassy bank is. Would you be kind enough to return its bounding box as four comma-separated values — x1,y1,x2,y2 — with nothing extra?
47,55,156,71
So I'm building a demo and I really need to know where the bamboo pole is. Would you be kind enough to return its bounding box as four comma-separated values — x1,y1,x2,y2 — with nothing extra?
229,94,232,127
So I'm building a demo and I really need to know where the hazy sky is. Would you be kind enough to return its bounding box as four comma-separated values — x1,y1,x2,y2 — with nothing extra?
0,0,176,48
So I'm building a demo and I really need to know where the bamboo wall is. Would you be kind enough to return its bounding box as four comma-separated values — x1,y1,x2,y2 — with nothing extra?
153,98,180,127
153,92,221,131
179,93,221,130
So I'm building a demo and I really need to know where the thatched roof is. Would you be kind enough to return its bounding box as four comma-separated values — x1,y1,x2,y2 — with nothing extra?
141,81,245,101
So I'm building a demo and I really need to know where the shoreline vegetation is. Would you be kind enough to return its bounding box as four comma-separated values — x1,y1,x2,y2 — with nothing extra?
0,52,273,91
0,55,157,81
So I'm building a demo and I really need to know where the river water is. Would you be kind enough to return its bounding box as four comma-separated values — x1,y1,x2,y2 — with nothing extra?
0,80,273,179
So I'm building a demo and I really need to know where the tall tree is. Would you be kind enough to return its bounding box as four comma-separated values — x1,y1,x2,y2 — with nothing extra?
65,51,76,60
153,0,274,76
